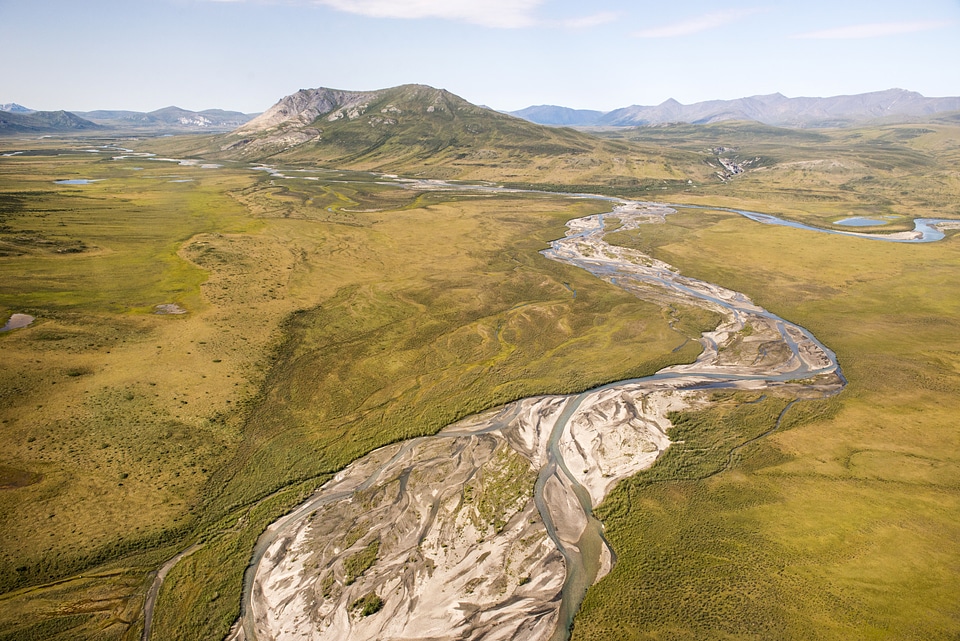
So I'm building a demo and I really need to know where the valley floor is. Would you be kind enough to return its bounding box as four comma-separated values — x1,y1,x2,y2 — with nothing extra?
1,131,959,641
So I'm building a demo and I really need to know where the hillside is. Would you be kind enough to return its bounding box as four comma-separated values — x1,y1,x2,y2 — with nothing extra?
160,83,711,187
218,83,603,166
0,109,101,134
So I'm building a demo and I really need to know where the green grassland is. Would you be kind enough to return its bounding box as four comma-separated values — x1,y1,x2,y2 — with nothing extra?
573,206,960,640
3,116,960,641
0,138,713,640
597,119,960,224
149,110,960,224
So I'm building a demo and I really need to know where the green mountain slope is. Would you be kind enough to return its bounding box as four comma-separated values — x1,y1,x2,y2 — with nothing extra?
202,84,714,186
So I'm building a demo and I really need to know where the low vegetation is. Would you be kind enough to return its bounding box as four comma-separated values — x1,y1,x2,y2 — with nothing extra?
344,539,380,585
573,200,960,639
0,137,711,640
464,444,537,535
598,119,960,223
350,592,383,617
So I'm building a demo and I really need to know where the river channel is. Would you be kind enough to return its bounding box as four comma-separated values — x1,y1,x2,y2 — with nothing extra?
141,171,956,641
220,198,855,641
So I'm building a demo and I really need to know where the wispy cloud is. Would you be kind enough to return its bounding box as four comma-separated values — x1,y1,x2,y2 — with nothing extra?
561,11,619,29
197,0,618,30
633,8,764,38
793,20,953,39
310,0,545,28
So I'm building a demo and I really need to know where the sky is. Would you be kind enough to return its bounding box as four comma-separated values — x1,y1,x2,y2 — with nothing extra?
1,0,959,113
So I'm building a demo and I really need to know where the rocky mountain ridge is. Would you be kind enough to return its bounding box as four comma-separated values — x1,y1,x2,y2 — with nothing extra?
0,103,33,114
233,87,382,134
218,83,593,162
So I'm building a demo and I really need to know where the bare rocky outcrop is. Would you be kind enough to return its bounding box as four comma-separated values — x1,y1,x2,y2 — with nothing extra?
234,88,382,135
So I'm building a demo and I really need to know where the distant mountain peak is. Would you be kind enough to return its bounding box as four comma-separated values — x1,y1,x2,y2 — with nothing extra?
0,103,33,114
0,109,100,134
753,92,787,102
507,105,606,126
72,106,257,132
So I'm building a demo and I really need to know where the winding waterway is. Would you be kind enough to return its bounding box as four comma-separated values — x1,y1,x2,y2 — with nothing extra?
140,173,956,641
220,199,852,641
681,205,953,243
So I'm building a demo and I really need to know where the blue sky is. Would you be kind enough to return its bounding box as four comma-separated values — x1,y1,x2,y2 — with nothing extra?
1,0,958,113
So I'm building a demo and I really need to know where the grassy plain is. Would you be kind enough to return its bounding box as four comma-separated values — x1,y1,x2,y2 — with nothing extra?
573,204,960,639
0,137,712,640
598,119,960,224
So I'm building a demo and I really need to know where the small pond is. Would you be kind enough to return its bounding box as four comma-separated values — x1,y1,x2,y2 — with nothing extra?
1,314,35,332
835,217,889,227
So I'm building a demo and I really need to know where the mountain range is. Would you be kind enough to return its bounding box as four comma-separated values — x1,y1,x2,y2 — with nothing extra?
74,106,256,132
0,109,101,134
510,89,960,128
3,88,959,137
153,83,713,187
0,103,257,133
